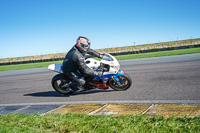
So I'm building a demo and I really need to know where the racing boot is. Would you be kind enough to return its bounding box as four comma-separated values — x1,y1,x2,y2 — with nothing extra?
61,81,76,89
76,86,85,92
61,80,84,92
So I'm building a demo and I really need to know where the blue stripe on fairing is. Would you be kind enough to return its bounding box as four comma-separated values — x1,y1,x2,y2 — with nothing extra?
93,70,124,81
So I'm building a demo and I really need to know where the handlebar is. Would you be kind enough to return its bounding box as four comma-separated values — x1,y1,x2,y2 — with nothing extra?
97,63,110,72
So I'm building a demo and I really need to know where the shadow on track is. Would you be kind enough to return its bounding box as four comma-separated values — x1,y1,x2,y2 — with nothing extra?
24,91,63,97
24,89,114,97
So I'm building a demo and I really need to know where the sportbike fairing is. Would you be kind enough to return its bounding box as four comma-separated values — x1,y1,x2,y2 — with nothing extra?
48,52,132,94
48,53,124,84
85,53,123,82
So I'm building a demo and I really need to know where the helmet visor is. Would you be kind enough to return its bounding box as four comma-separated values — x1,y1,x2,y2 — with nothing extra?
80,43,90,51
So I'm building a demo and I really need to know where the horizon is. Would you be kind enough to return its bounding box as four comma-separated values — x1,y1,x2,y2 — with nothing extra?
1,37,199,59
1,0,200,58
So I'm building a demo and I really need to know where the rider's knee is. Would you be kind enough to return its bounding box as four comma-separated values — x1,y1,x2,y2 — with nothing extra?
78,79,86,86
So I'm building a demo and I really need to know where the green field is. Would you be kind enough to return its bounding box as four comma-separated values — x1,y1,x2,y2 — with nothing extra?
0,47,200,71
0,113,199,133
114,46,200,60
0,60,62,71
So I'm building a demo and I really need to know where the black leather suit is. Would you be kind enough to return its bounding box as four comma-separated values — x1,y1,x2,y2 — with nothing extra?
62,45,101,89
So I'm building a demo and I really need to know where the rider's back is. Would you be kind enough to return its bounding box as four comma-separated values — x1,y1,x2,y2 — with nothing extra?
62,46,83,73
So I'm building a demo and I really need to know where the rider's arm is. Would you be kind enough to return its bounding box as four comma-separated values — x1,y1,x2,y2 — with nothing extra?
73,54,96,77
78,57,102,77
87,48,103,58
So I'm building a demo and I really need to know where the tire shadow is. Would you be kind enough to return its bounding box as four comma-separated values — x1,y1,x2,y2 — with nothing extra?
24,89,115,97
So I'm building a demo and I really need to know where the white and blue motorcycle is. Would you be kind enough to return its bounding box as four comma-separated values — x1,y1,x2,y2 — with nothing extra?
48,53,132,94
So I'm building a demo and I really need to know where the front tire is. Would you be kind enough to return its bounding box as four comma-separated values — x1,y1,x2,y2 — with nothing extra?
108,73,132,91
51,74,73,95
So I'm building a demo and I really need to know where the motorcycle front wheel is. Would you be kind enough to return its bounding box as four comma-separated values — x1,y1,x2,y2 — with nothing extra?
51,74,73,95
108,73,132,91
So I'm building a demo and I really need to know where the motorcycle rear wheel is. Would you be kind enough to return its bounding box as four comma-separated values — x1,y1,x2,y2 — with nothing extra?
51,74,73,95
108,73,132,91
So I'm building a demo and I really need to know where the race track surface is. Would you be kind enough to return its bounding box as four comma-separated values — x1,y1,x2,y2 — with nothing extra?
0,53,200,107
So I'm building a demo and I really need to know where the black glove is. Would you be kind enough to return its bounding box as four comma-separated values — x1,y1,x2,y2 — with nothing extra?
94,71,103,77
99,54,104,59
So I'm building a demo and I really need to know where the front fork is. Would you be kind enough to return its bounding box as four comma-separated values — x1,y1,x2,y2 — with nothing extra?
111,70,124,84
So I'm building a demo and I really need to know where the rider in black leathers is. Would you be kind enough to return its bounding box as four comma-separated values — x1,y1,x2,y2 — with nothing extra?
61,36,103,91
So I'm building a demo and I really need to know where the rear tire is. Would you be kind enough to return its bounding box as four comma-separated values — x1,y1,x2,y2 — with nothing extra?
51,74,73,95
108,73,132,91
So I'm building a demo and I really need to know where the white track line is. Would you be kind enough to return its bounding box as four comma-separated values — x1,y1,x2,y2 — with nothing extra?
141,104,154,114
1,100,200,106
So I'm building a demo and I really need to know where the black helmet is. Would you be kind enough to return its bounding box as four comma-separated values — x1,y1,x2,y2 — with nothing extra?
76,36,90,52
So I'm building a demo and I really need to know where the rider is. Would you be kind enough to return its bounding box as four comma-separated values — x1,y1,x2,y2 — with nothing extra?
61,36,104,92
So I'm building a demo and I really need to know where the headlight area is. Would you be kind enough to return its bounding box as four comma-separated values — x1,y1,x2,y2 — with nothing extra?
112,65,120,71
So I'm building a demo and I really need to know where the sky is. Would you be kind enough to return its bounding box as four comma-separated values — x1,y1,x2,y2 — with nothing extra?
0,0,200,58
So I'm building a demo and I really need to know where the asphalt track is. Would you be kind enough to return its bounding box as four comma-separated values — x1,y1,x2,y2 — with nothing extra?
0,53,200,115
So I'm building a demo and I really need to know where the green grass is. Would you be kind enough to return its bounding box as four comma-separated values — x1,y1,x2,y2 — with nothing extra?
114,47,200,60
0,47,200,71
0,61,62,71
0,113,200,133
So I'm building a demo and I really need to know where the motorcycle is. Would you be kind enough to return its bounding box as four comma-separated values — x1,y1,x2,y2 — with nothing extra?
48,53,132,94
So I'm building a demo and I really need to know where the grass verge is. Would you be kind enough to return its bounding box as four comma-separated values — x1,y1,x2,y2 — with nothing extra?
0,61,62,71
114,47,200,60
0,47,200,71
0,113,200,133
